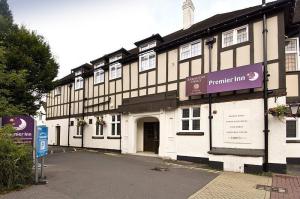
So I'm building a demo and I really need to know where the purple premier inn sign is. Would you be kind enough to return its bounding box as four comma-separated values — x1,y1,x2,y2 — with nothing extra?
2,115,34,144
186,64,263,96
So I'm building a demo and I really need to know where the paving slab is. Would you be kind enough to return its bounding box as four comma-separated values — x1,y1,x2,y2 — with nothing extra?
271,174,300,199
189,172,272,199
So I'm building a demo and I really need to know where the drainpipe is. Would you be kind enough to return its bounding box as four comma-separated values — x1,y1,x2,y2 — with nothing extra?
262,0,270,172
206,36,216,151
67,83,72,147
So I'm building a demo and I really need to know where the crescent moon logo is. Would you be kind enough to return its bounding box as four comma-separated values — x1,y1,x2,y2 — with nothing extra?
247,72,259,81
15,119,27,131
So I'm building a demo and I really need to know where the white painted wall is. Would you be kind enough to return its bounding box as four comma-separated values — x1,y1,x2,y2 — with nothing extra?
286,118,300,158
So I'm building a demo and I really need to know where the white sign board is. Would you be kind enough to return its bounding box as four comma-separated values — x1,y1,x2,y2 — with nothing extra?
223,109,251,144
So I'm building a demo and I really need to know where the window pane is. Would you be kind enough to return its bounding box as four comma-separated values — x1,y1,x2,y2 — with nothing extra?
287,120,297,138
111,67,116,79
237,28,247,43
112,115,115,121
141,55,148,71
100,125,104,135
286,53,297,71
223,31,233,47
192,120,200,130
193,108,200,117
117,67,121,78
191,42,201,57
117,124,121,135
182,120,189,130
285,40,297,52
96,124,99,135
149,54,156,68
117,115,121,121
181,45,190,60
112,124,115,135
182,109,190,118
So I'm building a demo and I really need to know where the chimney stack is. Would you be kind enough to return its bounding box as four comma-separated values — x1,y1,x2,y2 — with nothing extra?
182,0,195,30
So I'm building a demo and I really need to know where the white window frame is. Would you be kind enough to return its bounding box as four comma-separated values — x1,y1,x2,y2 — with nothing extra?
180,40,202,60
139,41,157,52
54,86,61,96
95,116,104,136
139,50,156,72
109,54,122,63
180,107,201,132
222,25,249,48
285,38,300,71
75,76,84,90
286,118,299,140
94,68,104,84
109,62,122,80
111,114,121,137
95,61,105,69
76,119,83,136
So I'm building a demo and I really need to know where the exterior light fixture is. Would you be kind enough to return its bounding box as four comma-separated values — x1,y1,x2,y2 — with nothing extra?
289,104,300,117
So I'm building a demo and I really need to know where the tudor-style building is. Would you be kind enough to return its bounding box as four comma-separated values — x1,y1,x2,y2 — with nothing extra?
46,0,300,173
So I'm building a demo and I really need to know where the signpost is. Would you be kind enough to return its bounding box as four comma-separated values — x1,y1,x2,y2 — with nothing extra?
186,64,263,96
35,125,48,184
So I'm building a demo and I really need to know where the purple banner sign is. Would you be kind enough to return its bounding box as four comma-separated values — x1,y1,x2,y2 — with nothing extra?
186,64,263,96
2,116,34,144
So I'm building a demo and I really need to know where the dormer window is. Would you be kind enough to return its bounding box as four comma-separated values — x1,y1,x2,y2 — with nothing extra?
95,61,105,69
109,54,122,63
54,86,61,96
180,40,201,60
75,76,83,90
94,68,104,84
139,41,156,52
139,51,156,72
222,25,249,48
109,62,122,80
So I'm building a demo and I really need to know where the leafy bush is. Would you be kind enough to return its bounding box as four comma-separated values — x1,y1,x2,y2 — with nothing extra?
0,125,33,191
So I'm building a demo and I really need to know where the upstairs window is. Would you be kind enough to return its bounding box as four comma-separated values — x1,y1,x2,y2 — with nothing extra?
285,38,299,71
139,41,156,52
180,40,201,60
109,54,122,63
94,68,104,84
139,51,156,72
75,76,84,90
111,115,121,136
109,62,122,80
54,86,61,96
180,107,200,131
75,70,82,76
222,25,249,48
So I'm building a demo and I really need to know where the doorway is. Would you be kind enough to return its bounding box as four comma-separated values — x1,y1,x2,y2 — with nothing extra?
143,122,159,154
56,126,61,146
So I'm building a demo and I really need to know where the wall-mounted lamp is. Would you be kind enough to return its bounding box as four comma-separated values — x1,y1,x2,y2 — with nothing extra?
289,103,300,117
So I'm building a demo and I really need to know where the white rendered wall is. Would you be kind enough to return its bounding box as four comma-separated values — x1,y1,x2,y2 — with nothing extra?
286,118,300,158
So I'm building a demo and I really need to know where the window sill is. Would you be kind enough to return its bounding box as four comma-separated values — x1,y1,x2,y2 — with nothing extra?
286,139,300,143
107,136,121,139
176,132,204,136
94,82,104,86
92,136,104,139
109,77,122,82
73,136,82,139
221,41,251,52
74,88,83,91
179,55,202,63
139,67,156,74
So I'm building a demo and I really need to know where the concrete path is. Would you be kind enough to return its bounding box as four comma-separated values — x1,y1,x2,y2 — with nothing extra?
188,172,272,199
0,151,218,199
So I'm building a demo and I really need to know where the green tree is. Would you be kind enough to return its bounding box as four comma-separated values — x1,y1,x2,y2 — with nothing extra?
0,0,59,115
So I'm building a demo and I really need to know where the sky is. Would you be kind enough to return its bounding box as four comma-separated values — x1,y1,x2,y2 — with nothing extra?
7,0,274,79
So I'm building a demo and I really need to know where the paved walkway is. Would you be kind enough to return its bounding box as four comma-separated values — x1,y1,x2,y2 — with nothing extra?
189,172,272,199
271,174,300,199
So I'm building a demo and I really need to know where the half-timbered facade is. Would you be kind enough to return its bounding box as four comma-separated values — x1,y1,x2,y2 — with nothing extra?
46,0,300,173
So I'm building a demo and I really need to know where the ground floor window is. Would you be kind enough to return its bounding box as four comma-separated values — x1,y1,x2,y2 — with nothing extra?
111,114,121,136
286,119,297,138
181,107,200,131
76,119,83,136
96,117,104,136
